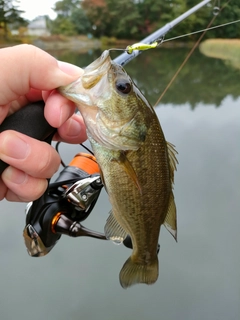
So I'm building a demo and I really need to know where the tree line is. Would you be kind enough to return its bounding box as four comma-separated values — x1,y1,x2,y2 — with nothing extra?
50,0,240,39
0,0,239,40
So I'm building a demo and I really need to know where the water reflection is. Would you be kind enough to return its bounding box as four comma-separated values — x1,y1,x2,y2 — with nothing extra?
125,48,240,107
51,48,102,71
0,48,239,320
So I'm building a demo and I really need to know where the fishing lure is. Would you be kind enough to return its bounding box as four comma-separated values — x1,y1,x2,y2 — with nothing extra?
126,41,159,54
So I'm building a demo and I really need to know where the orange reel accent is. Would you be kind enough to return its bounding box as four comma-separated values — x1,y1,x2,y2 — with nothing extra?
69,153,100,175
51,212,62,234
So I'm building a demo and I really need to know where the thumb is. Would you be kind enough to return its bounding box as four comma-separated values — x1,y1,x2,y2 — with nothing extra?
0,44,82,105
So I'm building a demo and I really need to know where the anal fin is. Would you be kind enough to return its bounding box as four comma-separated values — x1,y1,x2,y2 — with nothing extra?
104,210,128,244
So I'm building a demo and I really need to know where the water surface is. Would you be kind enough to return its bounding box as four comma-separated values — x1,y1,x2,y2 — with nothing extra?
0,48,239,320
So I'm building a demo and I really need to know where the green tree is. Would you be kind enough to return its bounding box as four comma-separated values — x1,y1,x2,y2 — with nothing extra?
69,7,92,34
53,0,79,16
51,0,77,35
173,0,240,40
81,0,195,39
51,0,92,35
52,0,240,40
106,0,140,38
0,0,26,38
50,15,77,35
81,0,108,37
136,0,163,36
82,0,141,38
206,0,240,38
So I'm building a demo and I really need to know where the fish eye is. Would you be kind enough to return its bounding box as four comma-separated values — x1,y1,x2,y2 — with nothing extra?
115,81,131,94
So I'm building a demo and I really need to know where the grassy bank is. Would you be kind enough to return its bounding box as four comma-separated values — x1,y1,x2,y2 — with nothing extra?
199,39,240,69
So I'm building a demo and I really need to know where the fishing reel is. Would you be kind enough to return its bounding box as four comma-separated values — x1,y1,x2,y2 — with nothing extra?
23,152,106,257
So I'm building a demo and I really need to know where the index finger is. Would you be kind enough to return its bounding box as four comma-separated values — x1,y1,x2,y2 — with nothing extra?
0,44,82,105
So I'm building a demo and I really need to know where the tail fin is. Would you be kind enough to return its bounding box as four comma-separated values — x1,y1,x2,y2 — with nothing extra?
119,256,159,289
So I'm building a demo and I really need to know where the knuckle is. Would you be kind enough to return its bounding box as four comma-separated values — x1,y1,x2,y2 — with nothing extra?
35,146,60,178
5,177,48,202
25,178,48,201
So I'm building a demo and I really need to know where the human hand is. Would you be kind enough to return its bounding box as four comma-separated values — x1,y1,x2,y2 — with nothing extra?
0,44,87,202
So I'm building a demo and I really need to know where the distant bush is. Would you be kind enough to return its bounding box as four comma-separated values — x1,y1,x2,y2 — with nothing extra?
100,36,118,46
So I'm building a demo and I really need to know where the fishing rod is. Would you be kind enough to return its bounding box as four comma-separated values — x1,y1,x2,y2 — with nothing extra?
0,0,213,256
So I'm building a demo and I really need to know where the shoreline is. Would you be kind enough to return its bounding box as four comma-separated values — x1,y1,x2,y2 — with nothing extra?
0,35,196,51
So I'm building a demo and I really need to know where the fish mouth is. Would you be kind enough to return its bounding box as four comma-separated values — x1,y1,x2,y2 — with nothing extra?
58,50,112,106
82,50,111,89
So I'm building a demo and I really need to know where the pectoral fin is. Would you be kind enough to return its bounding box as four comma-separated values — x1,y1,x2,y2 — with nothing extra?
104,210,128,243
115,152,142,194
99,167,108,191
164,192,177,241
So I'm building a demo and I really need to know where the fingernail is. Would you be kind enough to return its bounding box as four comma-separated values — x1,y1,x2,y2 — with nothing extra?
57,61,83,78
2,134,29,159
3,167,27,185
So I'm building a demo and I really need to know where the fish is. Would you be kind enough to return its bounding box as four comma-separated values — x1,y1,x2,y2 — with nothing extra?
59,50,178,288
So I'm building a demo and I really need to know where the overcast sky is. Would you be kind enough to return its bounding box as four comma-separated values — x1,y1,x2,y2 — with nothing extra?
18,0,57,20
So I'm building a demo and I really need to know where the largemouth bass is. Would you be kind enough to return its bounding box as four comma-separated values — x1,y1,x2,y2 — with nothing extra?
59,50,178,288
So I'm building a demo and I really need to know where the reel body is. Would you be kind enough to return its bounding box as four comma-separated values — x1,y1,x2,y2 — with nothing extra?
23,153,105,257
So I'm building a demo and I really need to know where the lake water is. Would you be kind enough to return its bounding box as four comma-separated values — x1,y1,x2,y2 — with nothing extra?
0,47,239,320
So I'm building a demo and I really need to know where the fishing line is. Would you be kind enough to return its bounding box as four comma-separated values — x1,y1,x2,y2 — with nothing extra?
56,141,94,168
55,141,67,167
80,143,94,155
153,0,232,107
163,19,240,43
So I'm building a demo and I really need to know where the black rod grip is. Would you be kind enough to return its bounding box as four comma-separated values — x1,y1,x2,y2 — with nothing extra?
0,101,56,174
